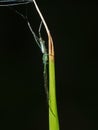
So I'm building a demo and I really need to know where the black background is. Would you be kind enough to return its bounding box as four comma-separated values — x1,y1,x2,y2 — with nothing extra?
0,1,97,130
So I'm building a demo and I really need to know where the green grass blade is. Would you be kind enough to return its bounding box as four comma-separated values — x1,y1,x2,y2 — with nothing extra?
32,1,60,129
49,57,60,130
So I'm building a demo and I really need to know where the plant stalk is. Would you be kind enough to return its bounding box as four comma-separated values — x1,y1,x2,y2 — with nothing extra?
32,1,60,130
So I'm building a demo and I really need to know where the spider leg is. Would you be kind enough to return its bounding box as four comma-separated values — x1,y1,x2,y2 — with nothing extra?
27,21,41,49
38,21,43,38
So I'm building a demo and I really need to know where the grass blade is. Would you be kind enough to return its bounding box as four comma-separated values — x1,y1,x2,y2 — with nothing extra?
32,1,60,130
49,40,59,130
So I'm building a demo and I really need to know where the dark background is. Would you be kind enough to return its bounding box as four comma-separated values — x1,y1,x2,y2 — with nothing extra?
0,1,97,130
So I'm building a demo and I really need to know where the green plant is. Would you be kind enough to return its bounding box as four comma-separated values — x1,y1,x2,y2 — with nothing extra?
32,1,60,130
0,0,60,129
